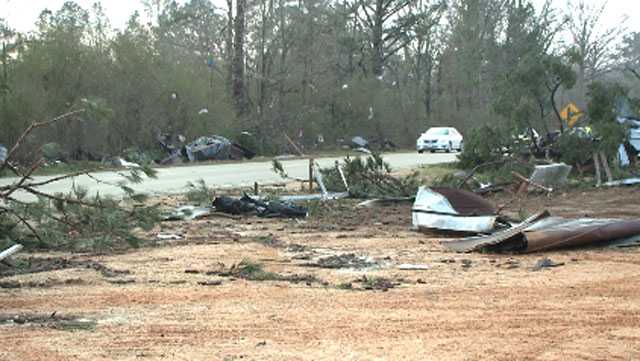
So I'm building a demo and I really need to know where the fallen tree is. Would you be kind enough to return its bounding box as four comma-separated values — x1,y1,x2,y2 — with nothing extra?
0,109,161,252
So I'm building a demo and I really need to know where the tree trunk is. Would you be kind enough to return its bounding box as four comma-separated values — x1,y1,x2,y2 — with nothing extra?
232,0,247,115
371,0,384,77
593,152,602,187
225,0,234,93
424,48,433,117
550,81,564,133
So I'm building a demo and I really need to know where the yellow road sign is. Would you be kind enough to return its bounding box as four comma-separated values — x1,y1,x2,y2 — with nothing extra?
559,102,584,128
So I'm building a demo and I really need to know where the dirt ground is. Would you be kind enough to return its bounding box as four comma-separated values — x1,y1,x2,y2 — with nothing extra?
2,187,640,360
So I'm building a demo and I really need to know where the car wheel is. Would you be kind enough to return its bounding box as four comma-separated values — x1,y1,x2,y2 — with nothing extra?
418,150,424,154
446,142,452,153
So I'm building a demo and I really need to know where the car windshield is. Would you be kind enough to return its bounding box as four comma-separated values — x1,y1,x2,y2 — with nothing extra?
427,128,449,136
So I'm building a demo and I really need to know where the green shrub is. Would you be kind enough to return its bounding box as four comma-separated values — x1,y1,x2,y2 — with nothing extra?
556,131,596,166
458,125,510,169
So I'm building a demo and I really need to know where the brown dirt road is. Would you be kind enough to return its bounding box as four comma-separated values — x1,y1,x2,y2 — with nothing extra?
2,187,640,360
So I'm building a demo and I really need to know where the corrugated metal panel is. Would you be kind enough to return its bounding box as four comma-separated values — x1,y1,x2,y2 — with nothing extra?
524,218,640,252
440,211,549,252
443,212,640,253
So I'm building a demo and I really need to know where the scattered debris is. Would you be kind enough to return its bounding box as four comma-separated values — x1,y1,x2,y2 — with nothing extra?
303,253,378,269
278,193,349,202
207,260,321,284
351,136,368,149
273,154,297,161
442,211,640,253
512,171,553,194
185,135,255,161
212,195,256,215
0,257,129,279
163,206,212,221
357,197,413,208
101,156,141,168
0,144,6,163
284,133,305,156
158,133,255,164
313,163,330,198
531,257,565,271
496,259,521,269
396,264,430,270
287,244,308,252
0,244,23,262
106,278,136,285
213,194,308,218
528,163,572,189
354,147,372,154
354,275,397,291
0,278,86,289
156,233,182,241
197,280,223,286
335,160,350,193
0,313,96,331
412,186,499,233
604,178,640,187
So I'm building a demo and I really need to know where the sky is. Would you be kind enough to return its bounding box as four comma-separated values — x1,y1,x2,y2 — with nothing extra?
0,0,637,34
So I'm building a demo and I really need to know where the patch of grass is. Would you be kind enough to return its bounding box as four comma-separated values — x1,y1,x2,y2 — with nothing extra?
336,282,353,290
234,260,281,281
253,235,283,248
355,275,397,291
413,162,459,181
210,260,322,284
52,319,97,331
0,313,96,331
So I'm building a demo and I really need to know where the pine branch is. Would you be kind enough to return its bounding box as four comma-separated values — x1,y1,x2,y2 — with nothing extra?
0,109,85,174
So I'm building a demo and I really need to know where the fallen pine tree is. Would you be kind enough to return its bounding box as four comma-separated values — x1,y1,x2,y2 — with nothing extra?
0,108,161,252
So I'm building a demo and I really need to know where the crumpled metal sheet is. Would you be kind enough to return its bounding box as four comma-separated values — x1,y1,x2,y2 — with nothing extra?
163,205,212,221
440,211,549,252
185,136,233,161
412,187,498,233
529,163,572,189
351,136,368,148
442,211,640,253
523,217,640,252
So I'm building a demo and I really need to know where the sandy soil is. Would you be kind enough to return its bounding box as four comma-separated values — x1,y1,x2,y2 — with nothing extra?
2,187,640,360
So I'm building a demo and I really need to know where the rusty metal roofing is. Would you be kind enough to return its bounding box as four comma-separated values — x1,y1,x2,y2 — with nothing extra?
442,211,640,253
431,187,496,216
523,217,640,252
440,211,549,252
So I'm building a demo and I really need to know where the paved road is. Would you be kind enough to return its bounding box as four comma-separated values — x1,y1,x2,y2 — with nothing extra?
1,152,457,201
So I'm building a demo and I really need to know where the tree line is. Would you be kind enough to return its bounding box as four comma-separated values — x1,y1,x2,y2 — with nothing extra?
0,0,639,158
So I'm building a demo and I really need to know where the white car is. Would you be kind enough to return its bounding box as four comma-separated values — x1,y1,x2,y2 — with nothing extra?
416,127,463,153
